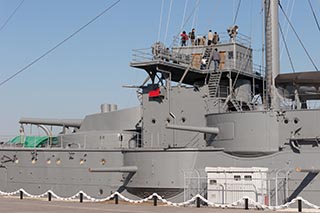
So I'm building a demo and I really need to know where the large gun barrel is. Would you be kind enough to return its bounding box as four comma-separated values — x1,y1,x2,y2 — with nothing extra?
166,124,219,134
19,117,82,128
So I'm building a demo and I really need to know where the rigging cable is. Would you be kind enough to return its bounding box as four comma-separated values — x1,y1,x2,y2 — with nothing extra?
0,0,120,87
233,0,242,25
157,0,165,41
279,23,295,72
0,0,25,33
191,0,200,27
279,2,319,71
180,0,189,31
180,0,201,31
308,0,320,33
170,0,201,47
280,0,295,59
191,0,200,29
164,0,173,43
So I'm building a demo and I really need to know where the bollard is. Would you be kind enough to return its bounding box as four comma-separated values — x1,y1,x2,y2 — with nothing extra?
20,190,23,200
79,192,83,203
153,195,157,206
48,192,51,201
298,199,302,212
196,196,201,208
115,194,119,204
245,198,249,210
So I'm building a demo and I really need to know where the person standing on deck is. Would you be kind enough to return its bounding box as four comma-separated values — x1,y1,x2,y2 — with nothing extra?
200,36,206,45
180,31,188,46
189,28,196,46
208,30,213,45
227,25,239,42
213,32,220,45
212,48,220,70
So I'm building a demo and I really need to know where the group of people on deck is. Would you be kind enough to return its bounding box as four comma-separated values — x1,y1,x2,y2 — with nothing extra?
180,28,221,70
180,29,220,47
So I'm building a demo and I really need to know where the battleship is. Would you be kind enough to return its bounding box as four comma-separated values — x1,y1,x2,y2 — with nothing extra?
1,0,320,207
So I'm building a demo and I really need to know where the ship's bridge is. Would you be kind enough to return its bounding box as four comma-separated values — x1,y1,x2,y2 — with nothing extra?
130,32,265,87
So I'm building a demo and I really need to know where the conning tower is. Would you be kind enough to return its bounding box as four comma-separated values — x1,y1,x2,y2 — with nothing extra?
131,29,264,150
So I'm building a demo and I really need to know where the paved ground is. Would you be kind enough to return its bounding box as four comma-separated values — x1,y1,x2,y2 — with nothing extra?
0,196,307,213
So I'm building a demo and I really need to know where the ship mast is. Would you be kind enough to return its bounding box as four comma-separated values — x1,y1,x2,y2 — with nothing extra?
265,0,280,109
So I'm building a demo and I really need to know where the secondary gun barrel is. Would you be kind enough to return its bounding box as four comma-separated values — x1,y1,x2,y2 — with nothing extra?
19,117,82,128
166,124,219,134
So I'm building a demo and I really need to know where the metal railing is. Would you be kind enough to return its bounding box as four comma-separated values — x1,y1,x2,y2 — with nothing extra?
253,64,266,77
132,47,192,65
172,32,252,47
222,60,265,78
132,48,154,62
183,169,291,206
0,132,142,150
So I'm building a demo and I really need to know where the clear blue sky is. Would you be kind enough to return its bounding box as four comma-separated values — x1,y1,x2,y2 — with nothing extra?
0,0,319,135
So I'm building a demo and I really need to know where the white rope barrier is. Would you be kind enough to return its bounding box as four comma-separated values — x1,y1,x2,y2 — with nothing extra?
0,188,320,210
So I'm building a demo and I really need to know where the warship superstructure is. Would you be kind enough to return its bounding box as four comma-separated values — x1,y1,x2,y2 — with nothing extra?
1,0,320,206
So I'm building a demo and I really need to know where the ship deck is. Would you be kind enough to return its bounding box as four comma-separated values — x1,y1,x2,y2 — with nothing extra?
131,59,264,86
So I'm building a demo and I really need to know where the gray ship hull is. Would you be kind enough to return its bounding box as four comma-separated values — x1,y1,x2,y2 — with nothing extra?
1,0,320,207
1,146,319,205
125,149,320,204
0,149,124,198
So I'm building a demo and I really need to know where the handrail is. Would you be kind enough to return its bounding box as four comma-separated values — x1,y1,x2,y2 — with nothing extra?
0,132,142,150
172,32,252,47
132,47,192,65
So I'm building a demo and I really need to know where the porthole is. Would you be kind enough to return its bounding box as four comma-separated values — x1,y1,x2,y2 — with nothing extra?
284,119,289,124
15,159,19,164
293,118,300,124
80,159,85,165
56,159,61,165
181,117,186,123
166,118,171,123
47,159,51,165
151,118,156,124
99,189,103,195
31,159,37,164
100,159,106,165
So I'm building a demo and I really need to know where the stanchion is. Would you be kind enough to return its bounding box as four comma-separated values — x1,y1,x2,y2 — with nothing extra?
298,199,302,212
244,198,249,210
79,192,83,203
48,192,51,201
20,190,23,200
196,197,201,208
115,194,119,204
153,195,157,206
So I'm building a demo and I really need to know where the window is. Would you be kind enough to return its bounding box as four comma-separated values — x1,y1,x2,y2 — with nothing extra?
244,175,252,181
209,179,217,185
234,175,241,181
228,51,234,59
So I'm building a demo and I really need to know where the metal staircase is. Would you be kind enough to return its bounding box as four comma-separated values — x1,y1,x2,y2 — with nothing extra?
222,94,243,112
201,46,213,70
230,98,242,112
208,72,222,98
